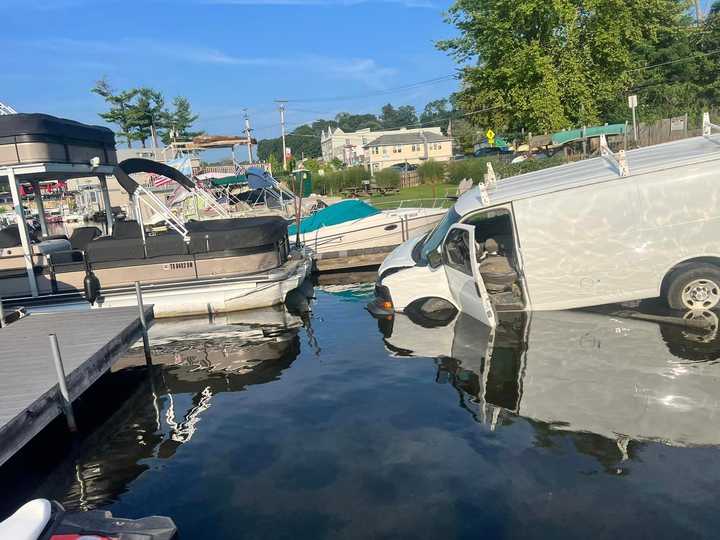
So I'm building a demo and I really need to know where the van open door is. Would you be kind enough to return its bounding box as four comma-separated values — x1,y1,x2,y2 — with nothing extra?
441,224,497,329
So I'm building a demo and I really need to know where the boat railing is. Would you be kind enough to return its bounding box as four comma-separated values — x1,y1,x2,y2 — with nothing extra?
370,198,454,211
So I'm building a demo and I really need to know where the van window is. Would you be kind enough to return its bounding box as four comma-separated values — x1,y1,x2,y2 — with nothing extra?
419,207,461,264
443,228,473,275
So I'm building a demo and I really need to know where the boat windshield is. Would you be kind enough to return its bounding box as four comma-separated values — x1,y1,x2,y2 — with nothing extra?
418,207,461,264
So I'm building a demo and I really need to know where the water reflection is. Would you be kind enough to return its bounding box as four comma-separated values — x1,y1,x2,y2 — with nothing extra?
58,306,303,511
380,309,720,457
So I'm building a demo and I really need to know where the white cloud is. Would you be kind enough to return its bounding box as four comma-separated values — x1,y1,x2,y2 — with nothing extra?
21,38,397,88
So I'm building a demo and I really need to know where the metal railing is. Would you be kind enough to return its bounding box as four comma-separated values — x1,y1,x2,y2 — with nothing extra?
371,198,454,210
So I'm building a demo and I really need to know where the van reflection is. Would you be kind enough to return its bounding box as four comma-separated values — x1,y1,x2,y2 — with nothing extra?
380,309,720,449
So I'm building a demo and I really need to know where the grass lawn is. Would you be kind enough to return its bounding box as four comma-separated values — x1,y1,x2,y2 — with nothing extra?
361,183,457,206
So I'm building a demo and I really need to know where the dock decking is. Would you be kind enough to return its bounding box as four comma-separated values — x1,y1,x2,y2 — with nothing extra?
314,245,394,272
0,306,153,466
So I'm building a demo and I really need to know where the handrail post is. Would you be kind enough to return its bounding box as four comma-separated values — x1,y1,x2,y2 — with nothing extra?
49,334,78,432
135,282,152,366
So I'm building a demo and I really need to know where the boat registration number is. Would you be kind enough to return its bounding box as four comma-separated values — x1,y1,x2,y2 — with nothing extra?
162,261,194,271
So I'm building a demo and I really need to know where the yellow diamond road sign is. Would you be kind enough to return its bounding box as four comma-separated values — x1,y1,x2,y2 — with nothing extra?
486,129,495,145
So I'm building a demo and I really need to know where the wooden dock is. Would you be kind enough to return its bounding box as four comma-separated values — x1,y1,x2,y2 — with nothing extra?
314,245,394,272
0,306,153,466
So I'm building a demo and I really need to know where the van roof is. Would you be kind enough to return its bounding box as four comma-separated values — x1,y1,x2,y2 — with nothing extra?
455,133,720,216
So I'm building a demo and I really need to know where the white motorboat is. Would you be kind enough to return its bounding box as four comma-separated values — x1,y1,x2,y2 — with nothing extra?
289,199,448,255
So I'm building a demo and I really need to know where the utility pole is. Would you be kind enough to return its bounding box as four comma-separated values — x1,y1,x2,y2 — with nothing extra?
243,109,253,163
694,0,703,24
275,100,288,171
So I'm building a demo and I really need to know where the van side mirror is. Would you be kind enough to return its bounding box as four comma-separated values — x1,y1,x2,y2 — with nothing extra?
428,250,442,268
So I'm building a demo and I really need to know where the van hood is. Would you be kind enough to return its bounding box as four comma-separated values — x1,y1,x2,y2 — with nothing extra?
378,235,424,277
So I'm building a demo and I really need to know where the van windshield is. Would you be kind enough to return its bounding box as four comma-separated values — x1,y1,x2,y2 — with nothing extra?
418,207,461,264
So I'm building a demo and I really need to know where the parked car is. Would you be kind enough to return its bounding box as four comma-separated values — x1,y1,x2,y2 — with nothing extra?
389,163,417,172
473,146,512,158
369,127,720,328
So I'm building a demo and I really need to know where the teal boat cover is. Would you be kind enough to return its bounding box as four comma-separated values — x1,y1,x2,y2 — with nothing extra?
289,199,380,235
552,124,626,145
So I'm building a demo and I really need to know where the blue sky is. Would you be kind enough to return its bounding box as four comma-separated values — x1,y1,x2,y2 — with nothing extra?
3,0,460,147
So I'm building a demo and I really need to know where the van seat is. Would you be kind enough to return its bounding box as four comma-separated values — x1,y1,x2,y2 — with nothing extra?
478,237,518,293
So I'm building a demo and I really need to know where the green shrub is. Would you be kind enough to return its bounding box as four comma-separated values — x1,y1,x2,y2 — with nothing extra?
374,168,400,188
313,166,370,195
417,159,446,184
446,155,568,185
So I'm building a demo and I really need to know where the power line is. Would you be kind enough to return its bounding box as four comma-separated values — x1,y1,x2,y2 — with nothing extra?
629,48,720,72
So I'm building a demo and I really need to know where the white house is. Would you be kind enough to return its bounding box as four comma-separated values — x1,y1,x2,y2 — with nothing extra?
321,126,444,166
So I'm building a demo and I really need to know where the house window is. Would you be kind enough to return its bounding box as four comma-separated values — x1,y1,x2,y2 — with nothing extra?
382,147,388,155
372,147,379,155
393,145,403,153
362,137,367,144
411,144,419,152
431,143,443,151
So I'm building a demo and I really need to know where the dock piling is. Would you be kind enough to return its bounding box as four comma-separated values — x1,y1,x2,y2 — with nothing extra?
48,334,78,433
0,297,5,328
135,281,152,365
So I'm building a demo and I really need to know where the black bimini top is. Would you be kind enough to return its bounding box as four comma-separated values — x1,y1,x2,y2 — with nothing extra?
0,113,115,144
114,158,196,195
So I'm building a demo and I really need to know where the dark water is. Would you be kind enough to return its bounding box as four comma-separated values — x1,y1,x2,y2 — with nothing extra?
3,282,720,539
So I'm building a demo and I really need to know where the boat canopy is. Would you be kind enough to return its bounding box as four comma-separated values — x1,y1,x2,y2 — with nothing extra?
246,168,276,190
210,175,247,187
117,158,196,193
288,199,379,235
552,124,627,146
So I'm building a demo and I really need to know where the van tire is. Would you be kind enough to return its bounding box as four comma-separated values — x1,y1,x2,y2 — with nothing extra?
666,264,720,310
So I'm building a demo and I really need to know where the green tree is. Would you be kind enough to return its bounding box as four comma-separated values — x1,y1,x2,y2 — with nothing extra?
161,96,201,144
91,77,137,148
128,87,165,148
438,0,690,133
420,99,452,129
267,153,282,176
335,112,382,131
380,104,418,129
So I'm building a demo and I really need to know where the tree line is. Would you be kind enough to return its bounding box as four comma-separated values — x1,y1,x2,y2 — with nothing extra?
256,101,473,163
439,0,720,133
92,77,201,148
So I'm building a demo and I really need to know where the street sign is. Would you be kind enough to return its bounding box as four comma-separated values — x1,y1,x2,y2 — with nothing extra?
628,95,639,142
486,129,495,146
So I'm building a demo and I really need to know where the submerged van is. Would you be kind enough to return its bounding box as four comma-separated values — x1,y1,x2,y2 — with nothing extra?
369,117,720,328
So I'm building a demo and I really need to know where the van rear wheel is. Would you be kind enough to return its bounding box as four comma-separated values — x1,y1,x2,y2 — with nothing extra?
666,264,720,310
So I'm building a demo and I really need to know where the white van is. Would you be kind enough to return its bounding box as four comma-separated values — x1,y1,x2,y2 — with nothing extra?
369,120,720,329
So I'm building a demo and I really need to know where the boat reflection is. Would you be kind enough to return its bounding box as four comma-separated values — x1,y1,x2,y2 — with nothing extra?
379,308,720,452
57,306,303,511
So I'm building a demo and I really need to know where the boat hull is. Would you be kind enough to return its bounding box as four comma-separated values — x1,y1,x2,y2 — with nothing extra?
93,256,312,318
300,208,445,254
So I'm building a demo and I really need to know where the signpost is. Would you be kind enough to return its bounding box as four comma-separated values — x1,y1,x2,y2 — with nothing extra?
628,95,638,143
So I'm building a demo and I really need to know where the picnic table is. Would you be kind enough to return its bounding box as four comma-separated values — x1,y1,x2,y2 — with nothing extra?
341,185,400,197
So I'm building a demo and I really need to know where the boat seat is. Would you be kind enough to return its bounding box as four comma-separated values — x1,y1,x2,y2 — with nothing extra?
0,224,21,248
112,220,142,239
146,234,188,258
478,238,518,293
69,226,102,251
0,499,52,540
86,237,145,262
